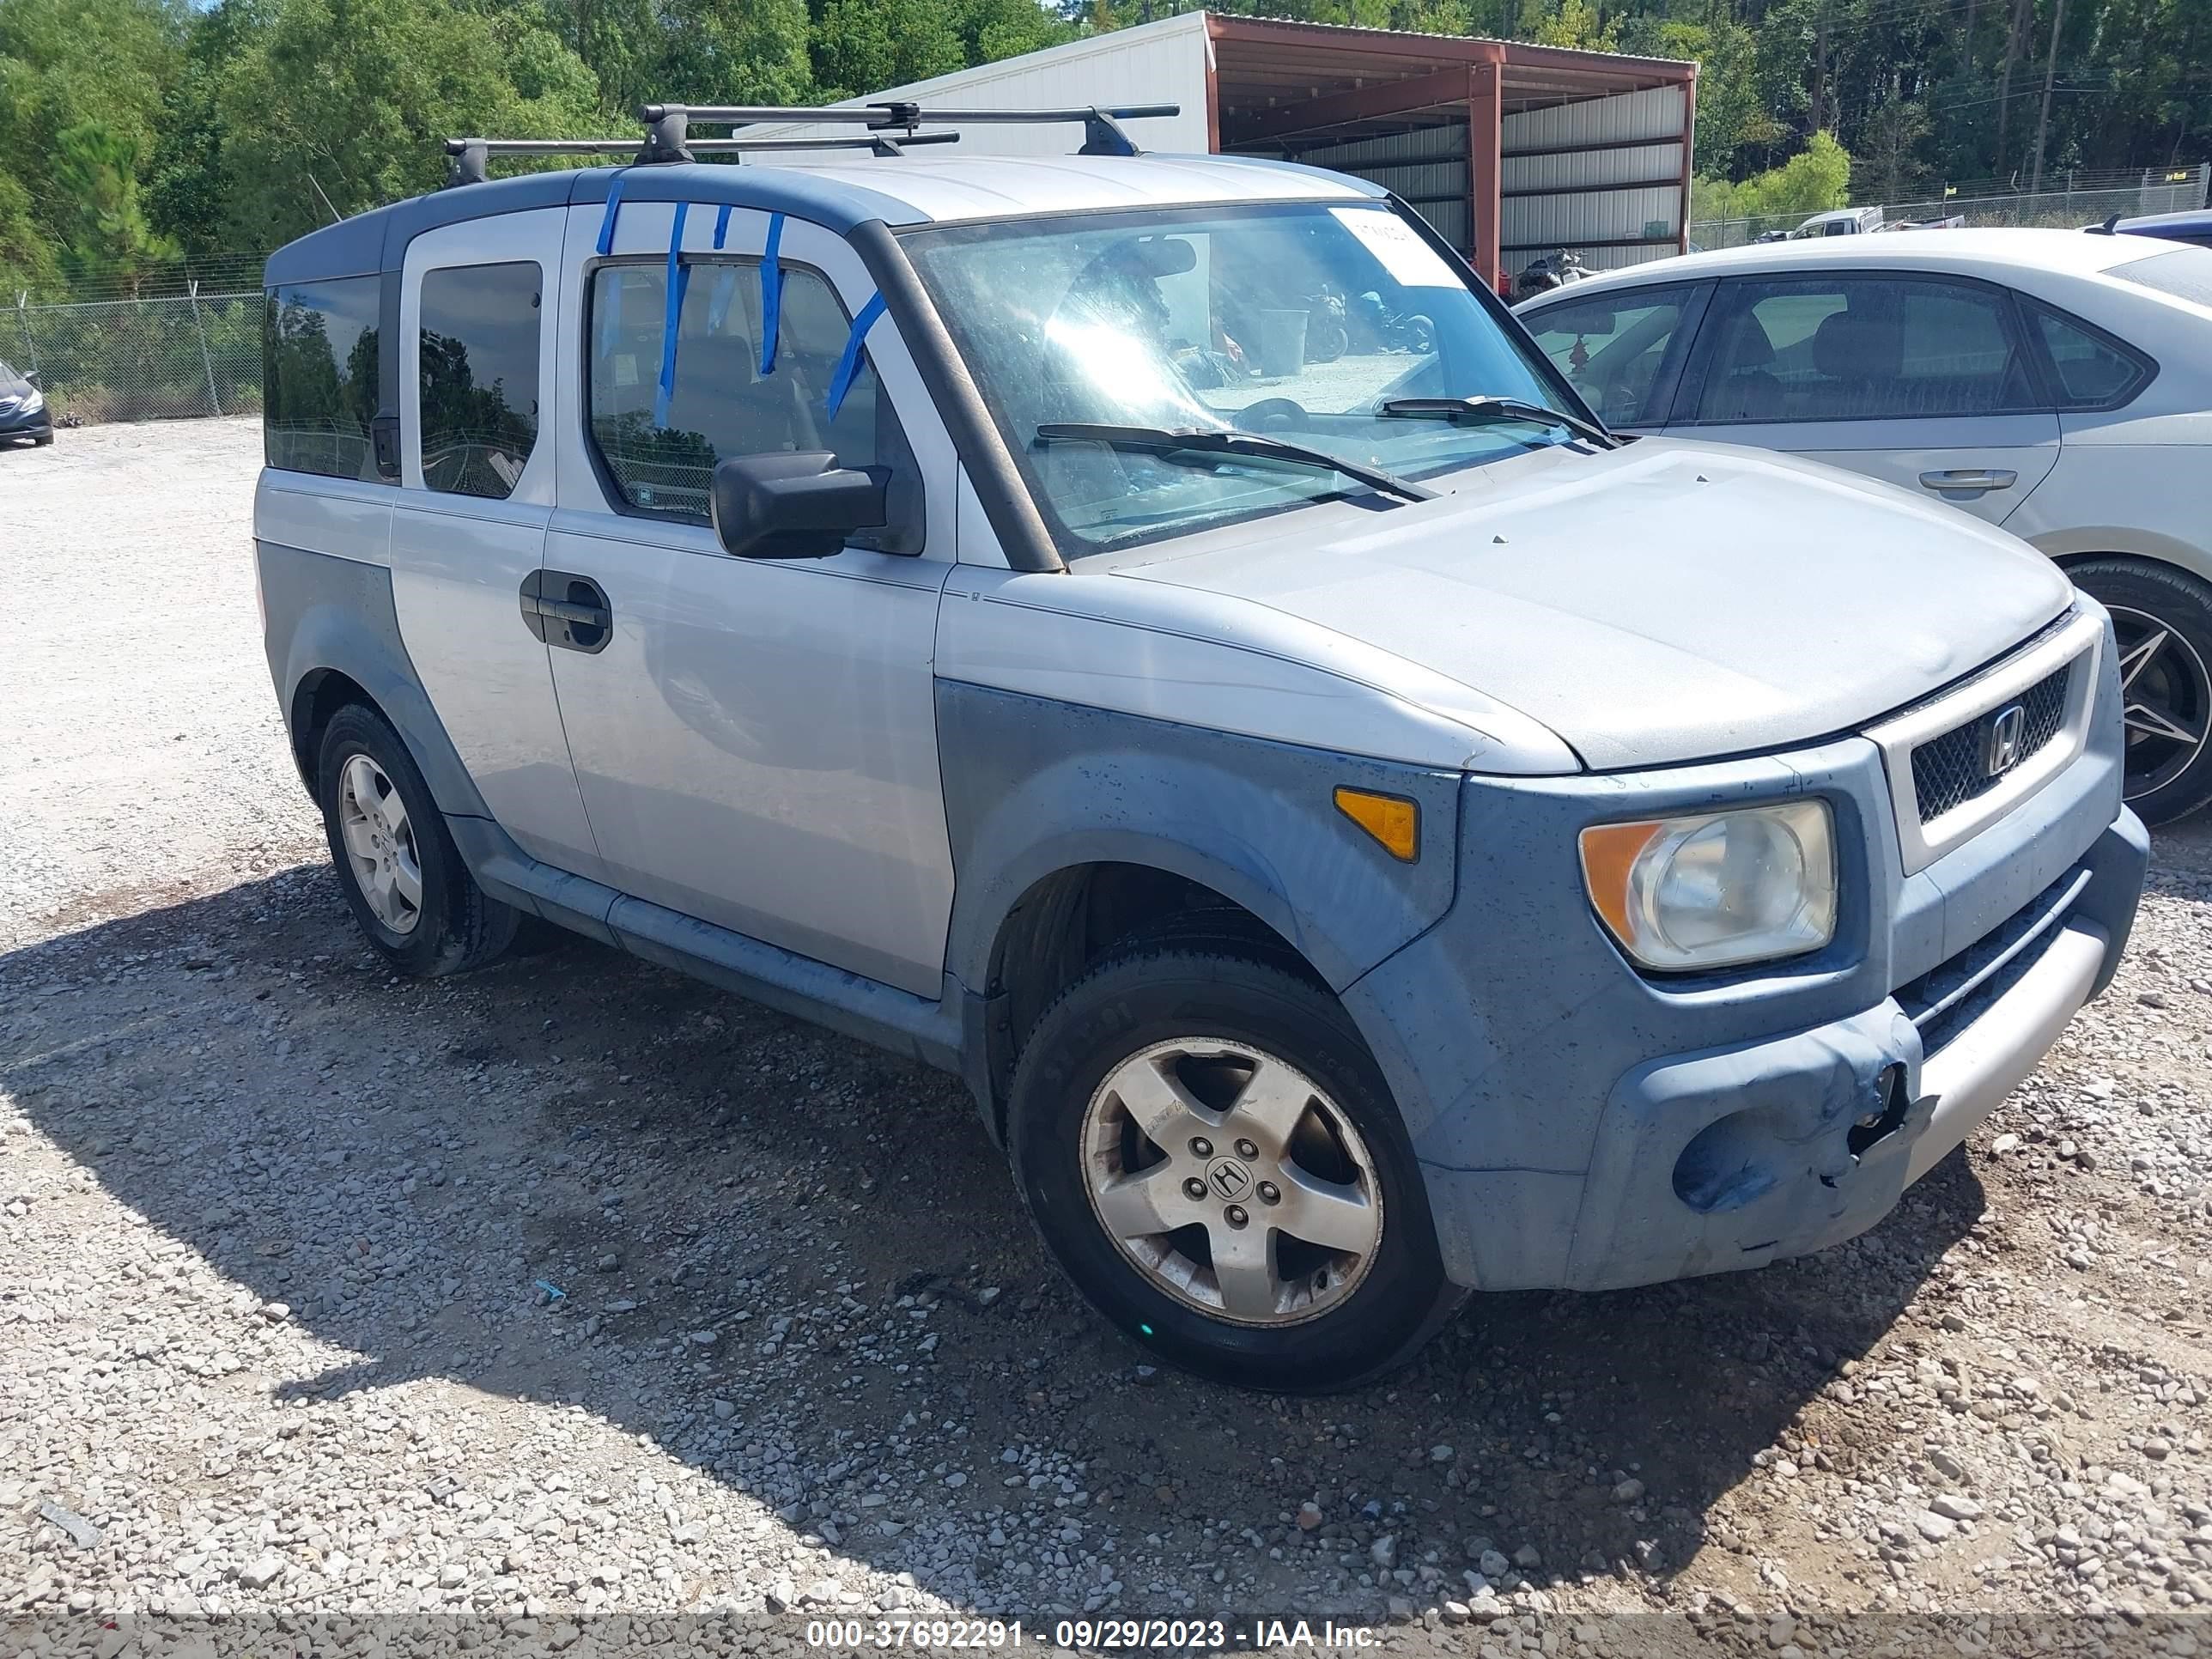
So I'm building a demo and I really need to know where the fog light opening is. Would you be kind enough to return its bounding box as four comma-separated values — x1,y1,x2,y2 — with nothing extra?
1847,1064,1911,1161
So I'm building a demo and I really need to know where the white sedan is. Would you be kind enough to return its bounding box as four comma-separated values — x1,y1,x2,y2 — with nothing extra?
1516,228,2212,823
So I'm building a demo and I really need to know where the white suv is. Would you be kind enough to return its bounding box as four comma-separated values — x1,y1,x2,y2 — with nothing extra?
254,108,2145,1389
1518,229,2212,823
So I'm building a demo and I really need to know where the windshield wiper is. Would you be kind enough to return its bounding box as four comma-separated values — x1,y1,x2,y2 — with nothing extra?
1033,423,1435,504
1377,396,1616,449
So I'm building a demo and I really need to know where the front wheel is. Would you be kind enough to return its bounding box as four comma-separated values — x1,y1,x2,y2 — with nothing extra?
2070,557,2212,824
1007,945,1462,1391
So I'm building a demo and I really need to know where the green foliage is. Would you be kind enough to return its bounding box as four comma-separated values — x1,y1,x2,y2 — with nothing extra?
1530,0,1618,52
0,0,2207,303
213,0,609,248
1694,130,1854,225
52,122,179,287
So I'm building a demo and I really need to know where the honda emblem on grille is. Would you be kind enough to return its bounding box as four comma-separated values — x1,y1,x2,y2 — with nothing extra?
1984,703,2027,776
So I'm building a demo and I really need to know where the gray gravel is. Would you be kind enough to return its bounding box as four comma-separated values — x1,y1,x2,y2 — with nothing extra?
3,419,2209,1654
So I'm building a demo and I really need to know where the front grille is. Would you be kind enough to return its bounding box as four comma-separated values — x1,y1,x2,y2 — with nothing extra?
1894,865,2087,1055
1909,664,2070,823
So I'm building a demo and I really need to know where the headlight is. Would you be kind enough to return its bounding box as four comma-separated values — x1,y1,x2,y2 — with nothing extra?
1578,800,1836,971
21,388,42,414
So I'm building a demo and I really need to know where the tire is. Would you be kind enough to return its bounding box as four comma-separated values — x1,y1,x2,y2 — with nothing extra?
33,432,53,447
2069,557,2212,825
1007,945,1464,1392
314,704,519,976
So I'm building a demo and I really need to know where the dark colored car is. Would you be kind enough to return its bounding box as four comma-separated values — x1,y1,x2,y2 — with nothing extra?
0,360,52,445
2088,208,2212,252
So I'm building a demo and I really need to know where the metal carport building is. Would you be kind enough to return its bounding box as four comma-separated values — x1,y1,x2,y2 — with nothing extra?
769,12,1698,292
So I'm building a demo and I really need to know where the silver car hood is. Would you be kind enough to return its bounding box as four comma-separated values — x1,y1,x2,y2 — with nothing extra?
1108,439,2075,769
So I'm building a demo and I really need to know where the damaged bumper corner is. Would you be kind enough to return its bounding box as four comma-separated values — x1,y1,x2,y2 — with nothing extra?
1555,830,2137,1294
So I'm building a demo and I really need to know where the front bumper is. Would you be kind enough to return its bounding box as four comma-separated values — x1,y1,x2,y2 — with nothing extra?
1341,609,2148,1293
0,402,52,439
1558,810,2142,1291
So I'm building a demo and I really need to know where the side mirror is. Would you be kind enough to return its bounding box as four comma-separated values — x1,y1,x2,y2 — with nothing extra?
709,452,885,561
23,370,39,388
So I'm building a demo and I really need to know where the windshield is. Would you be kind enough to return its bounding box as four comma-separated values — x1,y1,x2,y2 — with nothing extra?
902,202,1577,554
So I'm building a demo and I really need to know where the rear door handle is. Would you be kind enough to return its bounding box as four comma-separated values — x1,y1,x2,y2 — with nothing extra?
520,570,614,653
1917,468,2018,495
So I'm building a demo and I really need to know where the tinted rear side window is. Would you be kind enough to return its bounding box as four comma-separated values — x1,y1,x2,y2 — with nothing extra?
2110,246,2212,308
418,262,542,499
2026,305,2153,408
264,276,381,480
1692,276,2035,422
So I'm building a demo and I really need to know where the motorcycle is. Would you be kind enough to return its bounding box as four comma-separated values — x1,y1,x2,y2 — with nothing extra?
1352,289,1437,356
1510,248,1589,304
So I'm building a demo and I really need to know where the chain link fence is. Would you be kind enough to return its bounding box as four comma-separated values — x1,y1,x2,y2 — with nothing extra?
1691,164,2209,251
10,285,264,427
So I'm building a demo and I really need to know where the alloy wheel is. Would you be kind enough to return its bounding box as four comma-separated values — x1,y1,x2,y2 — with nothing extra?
2110,604,2212,801
1081,1038,1383,1327
337,753,423,934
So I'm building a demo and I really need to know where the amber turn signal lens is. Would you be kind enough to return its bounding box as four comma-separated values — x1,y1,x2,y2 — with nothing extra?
1334,787,1419,862
1577,819,1664,941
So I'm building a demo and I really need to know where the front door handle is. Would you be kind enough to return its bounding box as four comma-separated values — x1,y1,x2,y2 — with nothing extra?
520,571,614,653
1917,468,2018,495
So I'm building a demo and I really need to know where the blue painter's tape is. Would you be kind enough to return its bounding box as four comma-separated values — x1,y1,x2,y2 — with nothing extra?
653,202,690,428
759,213,786,377
825,292,886,422
595,168,632,257
713,204,732,249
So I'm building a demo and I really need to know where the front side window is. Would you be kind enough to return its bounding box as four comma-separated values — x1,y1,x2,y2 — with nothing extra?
586,258,897,539
1524,286,1694,428
264,276,381,479
1693,276,2036,423
903,202,1571,555
418,262,542,499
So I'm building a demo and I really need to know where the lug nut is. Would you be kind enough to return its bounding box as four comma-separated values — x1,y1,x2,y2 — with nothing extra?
1182,1177,1206,1200
1236,1139,1258,1159
1256,1181,1280,1204
1224,1205,1249,1228
1190,1137,1212,1158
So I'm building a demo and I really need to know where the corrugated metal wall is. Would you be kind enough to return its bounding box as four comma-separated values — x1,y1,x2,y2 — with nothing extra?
1292,125,1469,254
744,10,1214,156
1500,86,1686,271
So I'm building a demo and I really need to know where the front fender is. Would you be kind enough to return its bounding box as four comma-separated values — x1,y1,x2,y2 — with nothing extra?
935,680,1462,996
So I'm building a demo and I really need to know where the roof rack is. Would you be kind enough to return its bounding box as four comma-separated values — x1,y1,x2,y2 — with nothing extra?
442,129,958,187
637,101,1181,160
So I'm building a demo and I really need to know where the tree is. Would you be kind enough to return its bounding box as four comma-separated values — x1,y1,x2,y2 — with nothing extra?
1529,0,1617,52
0,173,64,300
52,122,179,291
213,0,607,249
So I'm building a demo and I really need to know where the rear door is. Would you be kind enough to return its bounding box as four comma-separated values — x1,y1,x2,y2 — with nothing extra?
389,210,603,878
1662,271,2060,525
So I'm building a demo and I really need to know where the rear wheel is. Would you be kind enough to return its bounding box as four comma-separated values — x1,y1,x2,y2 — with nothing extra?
2070,557,2212,824
1007,945,1462,1391
315,705,519,975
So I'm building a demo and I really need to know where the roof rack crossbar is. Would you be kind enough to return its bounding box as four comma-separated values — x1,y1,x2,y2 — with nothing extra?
443,130,958,186
635,101,1180,157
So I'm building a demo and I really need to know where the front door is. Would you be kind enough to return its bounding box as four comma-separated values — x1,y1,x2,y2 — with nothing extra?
1664,272,2060,526
390,209,604,877
543,199,959,998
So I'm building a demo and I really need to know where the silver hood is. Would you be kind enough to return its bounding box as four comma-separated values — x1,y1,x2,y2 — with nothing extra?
1108,439,2075,770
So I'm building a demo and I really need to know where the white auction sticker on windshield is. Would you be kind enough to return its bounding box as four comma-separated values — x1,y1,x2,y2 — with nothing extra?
1329,207,1460,289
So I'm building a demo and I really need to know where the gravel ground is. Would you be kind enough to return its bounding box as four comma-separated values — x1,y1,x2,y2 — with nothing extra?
3,419,2209,1656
